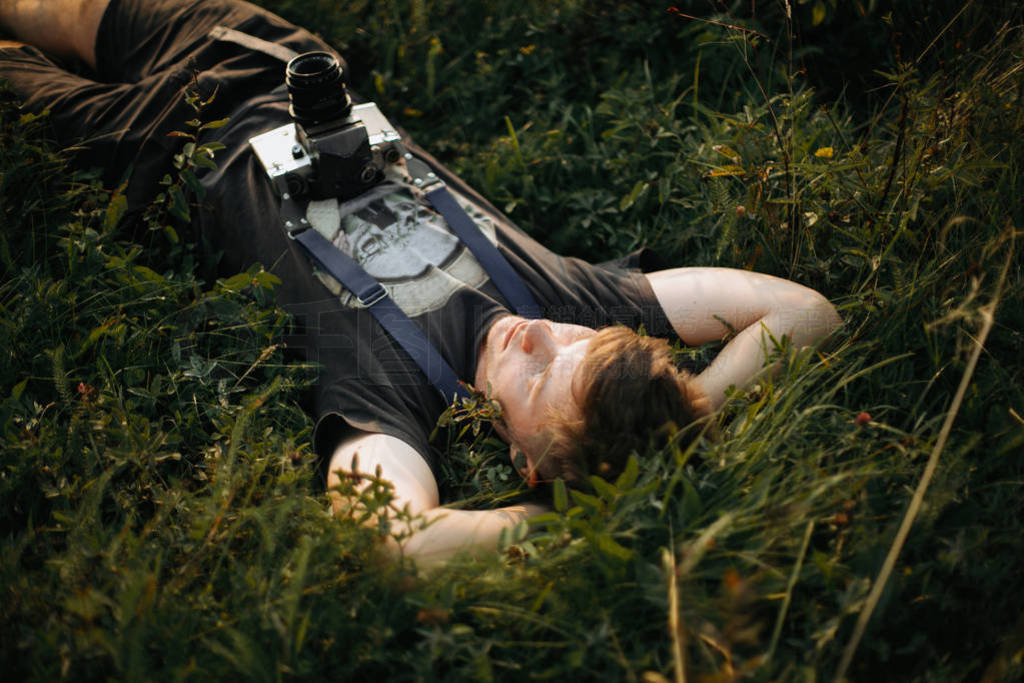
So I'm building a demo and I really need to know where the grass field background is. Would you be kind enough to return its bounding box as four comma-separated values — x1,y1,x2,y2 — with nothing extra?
2,1,1023,680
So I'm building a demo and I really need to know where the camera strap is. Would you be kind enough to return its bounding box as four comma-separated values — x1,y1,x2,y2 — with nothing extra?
209,25,300,64
282,192,471,402
403,153,542,319
284,151,544,403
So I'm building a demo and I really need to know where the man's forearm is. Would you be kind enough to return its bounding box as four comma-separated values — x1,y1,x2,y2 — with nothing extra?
386,503,549,566
328,432,548,565
696,301,841,408
646,267,841,409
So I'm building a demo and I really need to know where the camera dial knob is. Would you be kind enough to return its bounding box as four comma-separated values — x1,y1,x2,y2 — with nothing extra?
359,165,378,184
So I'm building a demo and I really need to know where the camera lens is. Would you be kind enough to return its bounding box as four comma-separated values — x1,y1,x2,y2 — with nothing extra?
286,51,352,126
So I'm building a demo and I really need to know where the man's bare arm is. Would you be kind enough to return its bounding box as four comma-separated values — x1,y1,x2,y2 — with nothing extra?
326,431,545,566
646,267,841,408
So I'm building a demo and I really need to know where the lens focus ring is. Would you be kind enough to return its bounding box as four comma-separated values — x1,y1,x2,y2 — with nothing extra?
286,51,351,125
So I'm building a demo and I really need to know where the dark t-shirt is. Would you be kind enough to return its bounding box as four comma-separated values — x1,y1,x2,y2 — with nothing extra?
0,0,675,477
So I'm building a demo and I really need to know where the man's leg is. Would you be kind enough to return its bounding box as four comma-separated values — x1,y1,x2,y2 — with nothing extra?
2,0,334,209
0,0,110,68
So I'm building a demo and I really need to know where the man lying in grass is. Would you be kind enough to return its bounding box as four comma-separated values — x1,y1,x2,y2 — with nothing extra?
0,0,840,564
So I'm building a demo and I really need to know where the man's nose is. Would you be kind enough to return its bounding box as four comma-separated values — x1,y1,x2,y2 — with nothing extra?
521,320,556,355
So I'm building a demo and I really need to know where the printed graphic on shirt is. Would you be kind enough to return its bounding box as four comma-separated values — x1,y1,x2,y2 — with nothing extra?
305,165,498,317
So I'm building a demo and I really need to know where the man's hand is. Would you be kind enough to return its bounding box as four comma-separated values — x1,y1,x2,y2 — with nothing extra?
327,431,545,566
646,267,841,408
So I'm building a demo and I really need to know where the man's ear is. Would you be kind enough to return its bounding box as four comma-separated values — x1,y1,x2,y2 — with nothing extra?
510,447,529,475
510,446,539,487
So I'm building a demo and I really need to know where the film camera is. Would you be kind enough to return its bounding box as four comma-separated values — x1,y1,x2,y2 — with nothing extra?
249,51,402,201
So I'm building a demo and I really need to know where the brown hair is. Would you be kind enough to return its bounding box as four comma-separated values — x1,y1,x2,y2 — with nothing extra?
522,326,713,486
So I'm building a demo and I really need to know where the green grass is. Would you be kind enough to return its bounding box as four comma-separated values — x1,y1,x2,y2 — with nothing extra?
2,1,1023,680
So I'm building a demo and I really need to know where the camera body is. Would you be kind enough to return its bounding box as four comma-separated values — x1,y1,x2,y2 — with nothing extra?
249,51,401,201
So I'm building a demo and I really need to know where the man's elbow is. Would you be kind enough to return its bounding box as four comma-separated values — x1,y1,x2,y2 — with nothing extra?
797,290,842,345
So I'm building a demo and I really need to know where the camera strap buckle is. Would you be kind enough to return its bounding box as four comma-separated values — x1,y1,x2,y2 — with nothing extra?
404,154,445,193
280,193,312,239
355,282,387,308
289,224,468,401
284,220,310,240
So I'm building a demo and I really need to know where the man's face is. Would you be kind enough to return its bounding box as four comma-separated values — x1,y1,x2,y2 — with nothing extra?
475,315,596,476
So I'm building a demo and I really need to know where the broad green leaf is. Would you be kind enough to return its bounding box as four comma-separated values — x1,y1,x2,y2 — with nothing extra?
219,272,253,292
528,512,560,525
169,185,190,222
181,169,204,196
10,379,27,400
552,478,568,512
590,475,618,504
569,489,603,513
253,271,282,289
104,192,127,233
131,264,164,282
712,144,741,161
615,454,639,490
812,1,827,26
194,153,219,171
199,118,230,131
594,533,633,562
498,525,511,550
619,180,646,211
681,475,702,520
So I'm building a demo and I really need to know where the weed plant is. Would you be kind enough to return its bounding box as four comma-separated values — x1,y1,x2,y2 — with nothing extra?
2,1,1022,681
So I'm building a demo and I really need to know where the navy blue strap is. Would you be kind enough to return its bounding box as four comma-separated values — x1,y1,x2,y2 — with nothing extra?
291,225,469,402
281,151,542,402
404,154,540,319
425,185,541,318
